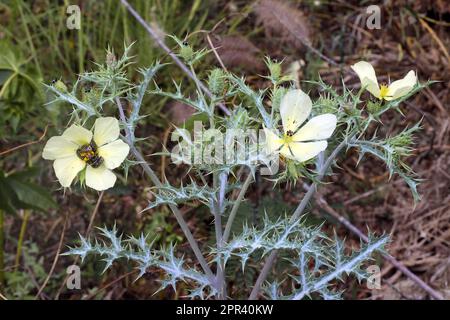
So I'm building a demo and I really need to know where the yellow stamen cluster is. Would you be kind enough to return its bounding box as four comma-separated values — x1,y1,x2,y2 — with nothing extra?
379,84,390,99
283,132,294,145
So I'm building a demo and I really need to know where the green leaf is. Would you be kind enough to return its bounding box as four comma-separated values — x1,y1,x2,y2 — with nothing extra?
0,41,26,71
0,168,57,214
7,175,57,213
0,171,20,214
0,70,12,86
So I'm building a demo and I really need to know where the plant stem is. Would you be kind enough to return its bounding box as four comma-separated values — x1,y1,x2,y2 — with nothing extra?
249,138,349,300
214,172,227,298
115,98,215,282
190,64,209,112
14,210,31,270
311,185,444,300
291,237,388,300
223,173,253,243
133,144,215,280
0,209,5,288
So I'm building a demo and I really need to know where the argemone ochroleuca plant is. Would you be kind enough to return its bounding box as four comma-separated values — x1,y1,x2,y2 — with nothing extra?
264,89,337,162
45,43,431,300
42,117,129,191
351,61,417,101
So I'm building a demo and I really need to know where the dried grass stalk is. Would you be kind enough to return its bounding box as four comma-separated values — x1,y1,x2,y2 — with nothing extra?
213,35,265,72
254,0,311,50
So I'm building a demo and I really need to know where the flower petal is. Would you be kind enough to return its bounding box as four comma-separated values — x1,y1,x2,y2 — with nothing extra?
93,117,120,147
98,139,130,169
280,141,328,162
53,155,86,188
42,136,78,160
293,114,337,142
263,128,283,154
62,125,93,146
386,70,417,101
351,61,380,98
85,165,117,191
280,89,312,133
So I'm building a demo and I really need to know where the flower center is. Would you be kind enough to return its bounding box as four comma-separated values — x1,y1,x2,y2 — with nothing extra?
283,130,295,144
76,140,104,168
379,84,390,99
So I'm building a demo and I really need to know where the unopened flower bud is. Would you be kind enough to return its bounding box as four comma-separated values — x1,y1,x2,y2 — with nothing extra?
179,43,194,62
106,51,117,68
269,61,282,81
367,100,383,114
208,68,226,95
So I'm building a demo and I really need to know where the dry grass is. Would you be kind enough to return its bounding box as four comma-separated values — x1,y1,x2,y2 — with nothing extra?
254,0,311,50
212,35,265,72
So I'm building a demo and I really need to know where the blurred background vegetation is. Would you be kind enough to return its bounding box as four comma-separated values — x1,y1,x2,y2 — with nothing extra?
0,0,449,300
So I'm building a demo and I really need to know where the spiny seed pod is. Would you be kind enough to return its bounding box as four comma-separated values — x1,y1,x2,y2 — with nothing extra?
179,43,194,62
390,134,413,148
52,79,68,92
208,68,227,95
83,87,101,106
315,96,336,114
366,100,383,115
268,61,282,81
286,160,300,180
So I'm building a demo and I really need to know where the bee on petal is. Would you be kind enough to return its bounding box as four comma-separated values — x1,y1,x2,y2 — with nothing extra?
42,117,130,191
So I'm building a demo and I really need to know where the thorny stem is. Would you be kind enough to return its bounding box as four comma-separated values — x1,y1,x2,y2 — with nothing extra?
115,98,215,282
250,133,444,300
311,187,444,300
291,237,389,300
214,172,228,298
190,64,209,113
223,173,253,243
249,138,350,300
119,0,231,116
218,172,228,214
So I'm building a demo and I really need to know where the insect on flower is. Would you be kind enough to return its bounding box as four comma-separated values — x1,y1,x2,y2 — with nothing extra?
42,117,130,191
264,89,337,162
351,61,417,101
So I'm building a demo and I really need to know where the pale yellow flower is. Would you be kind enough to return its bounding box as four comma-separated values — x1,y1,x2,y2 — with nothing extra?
264,89,337,162
351,61,417,101
43,117,130,191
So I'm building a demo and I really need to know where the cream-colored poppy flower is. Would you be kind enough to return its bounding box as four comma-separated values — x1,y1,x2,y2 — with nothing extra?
42,117,130,191
264,89,337,162
351,61,417,101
